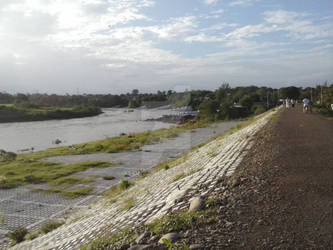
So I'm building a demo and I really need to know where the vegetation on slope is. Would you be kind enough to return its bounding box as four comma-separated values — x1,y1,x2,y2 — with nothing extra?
0,157,111,191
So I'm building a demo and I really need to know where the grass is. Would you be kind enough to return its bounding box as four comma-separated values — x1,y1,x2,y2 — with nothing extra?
104,180,133,201
7,227,28,246
0,160,111,190
81,227,138,250
120,197,135,211
32,186,94,199
21,220,64,242
50,176,95,187
39,220,64,234
81,210,207,249
147,210,207,235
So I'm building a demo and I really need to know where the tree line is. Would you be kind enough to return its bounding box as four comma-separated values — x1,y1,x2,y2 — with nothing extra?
1,83,332,119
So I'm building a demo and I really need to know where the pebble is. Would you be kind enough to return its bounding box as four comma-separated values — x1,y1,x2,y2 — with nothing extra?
158,232,179,244
128,245,151,250
189,243,205,249
135,231,151,244
189,196,206,212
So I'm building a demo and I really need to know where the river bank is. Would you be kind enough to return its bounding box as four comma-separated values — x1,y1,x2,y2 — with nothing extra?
8,109,278,249
0,119,243,248
0,104,102,123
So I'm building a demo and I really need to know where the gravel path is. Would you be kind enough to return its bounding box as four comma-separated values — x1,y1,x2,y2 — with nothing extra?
166,106,333,249
10,110,277,250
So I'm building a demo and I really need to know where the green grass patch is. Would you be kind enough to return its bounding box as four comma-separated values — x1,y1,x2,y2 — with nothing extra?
40,220,64,234
81,210,207,249
32,186,94,199
104,180,133,201
7,227,28,246
147,211,207,236
0,160,111,190
81,227,137,250
50,176,95,187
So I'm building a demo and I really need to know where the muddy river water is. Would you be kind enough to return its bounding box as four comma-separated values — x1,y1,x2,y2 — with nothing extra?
0,108,175,153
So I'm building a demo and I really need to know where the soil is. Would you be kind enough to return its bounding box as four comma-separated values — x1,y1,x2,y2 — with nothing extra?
137,107,333,249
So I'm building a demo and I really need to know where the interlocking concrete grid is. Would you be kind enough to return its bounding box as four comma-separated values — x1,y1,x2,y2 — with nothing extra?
0,121,240,249
8,109,277,249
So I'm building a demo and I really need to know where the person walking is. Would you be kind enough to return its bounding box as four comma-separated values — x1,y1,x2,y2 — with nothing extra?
286,98,291,108
302,97,311,113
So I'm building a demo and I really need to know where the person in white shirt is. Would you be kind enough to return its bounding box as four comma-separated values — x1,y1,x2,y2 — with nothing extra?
302,98,310,113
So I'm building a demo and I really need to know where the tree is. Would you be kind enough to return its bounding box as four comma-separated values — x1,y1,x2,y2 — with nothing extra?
279,86,300,99
216,82,230,103
240,95,254,112
198,99,218,120
132,89,139,96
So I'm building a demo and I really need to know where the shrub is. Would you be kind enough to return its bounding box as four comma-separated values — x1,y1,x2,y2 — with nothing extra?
7,227,28,244
40,221,64,234
119,180,131,190
147,211,205,235
0,150,17,162
252,104,266,115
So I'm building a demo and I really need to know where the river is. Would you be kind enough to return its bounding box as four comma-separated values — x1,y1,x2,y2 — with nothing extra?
0,108,176,153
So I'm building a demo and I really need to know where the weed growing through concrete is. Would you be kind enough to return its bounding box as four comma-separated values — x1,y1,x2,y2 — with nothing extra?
7,227,28,246
0,160,111,190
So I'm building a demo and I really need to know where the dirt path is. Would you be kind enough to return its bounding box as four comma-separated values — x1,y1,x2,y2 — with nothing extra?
238,106,333,248
176,107,333,249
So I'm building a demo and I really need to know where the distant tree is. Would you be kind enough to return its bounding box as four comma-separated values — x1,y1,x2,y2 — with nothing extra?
219,98,233,119
239,95,254,112
279,86,300,99
198,99,218,120
15,93,28,103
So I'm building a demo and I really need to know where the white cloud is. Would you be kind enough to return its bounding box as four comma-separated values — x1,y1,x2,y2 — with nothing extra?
0,0,332,94
264,10,301,24
229,0,260,7
263,10,333,40
145,16,197,40
203,0,219,5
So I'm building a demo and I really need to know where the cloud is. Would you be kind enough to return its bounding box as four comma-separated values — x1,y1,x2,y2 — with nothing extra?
264,10,301,24
144,16,197,40
0,0,332,94
229,0,260,7
263,10,333,40
203,0,219,5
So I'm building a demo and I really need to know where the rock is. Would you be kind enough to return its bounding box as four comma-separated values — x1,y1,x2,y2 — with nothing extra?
189,243,205,249
135,231,151,244
128,245,151,250
148,235,159,242
230,178,240,187
189,196,205,212
158,232,179,244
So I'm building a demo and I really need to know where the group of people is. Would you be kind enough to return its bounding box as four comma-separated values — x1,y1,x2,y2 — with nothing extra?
284,98,296,108
284,97,311,113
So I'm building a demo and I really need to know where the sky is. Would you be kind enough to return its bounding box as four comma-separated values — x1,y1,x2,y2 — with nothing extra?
0,0,333,94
